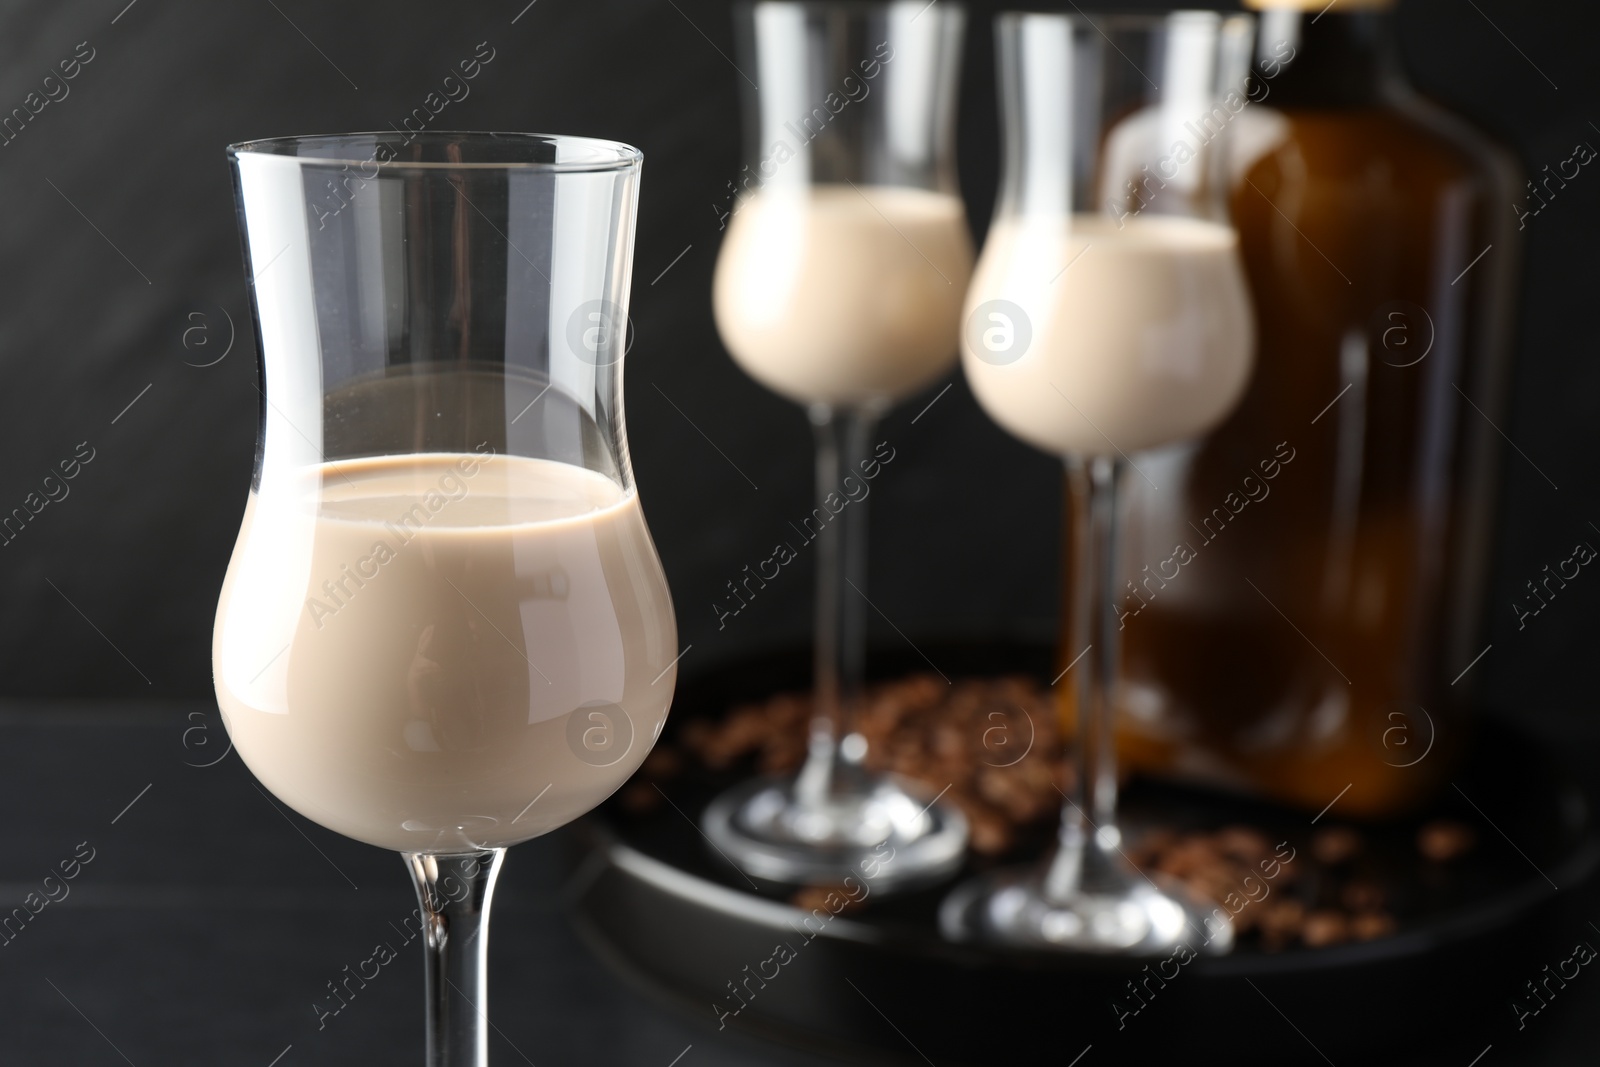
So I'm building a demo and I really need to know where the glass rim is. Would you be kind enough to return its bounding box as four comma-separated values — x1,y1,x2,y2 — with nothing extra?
225,130,643,173
996,10,1250,30
739,0,967,14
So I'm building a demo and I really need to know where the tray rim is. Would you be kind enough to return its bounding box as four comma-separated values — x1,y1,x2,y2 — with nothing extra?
581,801,1600,977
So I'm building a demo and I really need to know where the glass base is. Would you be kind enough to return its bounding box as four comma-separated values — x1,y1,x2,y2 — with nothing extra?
939,865,1232,955
702,773,968,891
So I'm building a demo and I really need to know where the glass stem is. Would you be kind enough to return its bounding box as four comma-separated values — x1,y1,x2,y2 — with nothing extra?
795,403,877,808
404,849,506,1067
1046,455,1125,901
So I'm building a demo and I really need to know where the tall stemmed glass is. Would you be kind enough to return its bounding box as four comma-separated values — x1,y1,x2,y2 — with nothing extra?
943,13,1256,951
214,132,678,1063
703,1,973,889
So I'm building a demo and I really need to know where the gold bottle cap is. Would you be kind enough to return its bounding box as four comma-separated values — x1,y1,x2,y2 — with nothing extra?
1243,0,1392,9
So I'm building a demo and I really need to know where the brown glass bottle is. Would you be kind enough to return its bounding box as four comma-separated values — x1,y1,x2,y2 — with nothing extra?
1075,3,1522,816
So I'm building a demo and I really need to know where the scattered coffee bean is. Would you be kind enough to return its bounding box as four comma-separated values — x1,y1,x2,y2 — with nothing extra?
790,884,869,915
1417,820,1476,862
642,747,681,780
1341,880,1386,914
1302,910,1351,948
617,780,660,815
1215,826,1272,864
1350,912,1398,941
679,674,1066,856
1258,899,1308,950
1310,826,1363,865
658,672,1496,952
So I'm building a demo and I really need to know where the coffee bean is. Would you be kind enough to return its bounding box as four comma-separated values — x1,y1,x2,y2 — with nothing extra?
1350,912,1397,940
1341,880,1386,913
1302,910,1350,948
1417,820,1476,862
1310,826,1363,865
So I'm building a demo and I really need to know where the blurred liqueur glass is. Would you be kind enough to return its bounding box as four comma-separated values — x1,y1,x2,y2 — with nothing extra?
214,132,677,1066
1112,0,1522,817
946,11,1256,952
704,0,973,889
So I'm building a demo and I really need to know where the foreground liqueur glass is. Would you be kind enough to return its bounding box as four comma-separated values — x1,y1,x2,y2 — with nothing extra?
214,132,677,1063
703,0,973,889
943,13,1255,952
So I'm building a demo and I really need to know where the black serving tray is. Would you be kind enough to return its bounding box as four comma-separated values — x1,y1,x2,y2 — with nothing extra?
572,644,1600,1066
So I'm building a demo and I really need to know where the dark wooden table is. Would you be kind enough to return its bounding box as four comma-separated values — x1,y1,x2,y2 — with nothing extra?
0,701,837,1066
1,700,1596,1065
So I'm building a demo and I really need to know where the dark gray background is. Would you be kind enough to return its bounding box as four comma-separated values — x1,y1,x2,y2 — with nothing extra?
0,0,1593,716
0,3,1597,1066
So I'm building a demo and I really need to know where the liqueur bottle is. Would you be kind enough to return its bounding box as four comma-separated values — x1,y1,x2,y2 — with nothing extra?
1094,0,1521,815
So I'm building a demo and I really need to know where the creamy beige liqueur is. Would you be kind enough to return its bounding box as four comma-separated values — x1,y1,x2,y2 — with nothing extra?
214,452,677,854
714,184,975,407
961,213,1254,457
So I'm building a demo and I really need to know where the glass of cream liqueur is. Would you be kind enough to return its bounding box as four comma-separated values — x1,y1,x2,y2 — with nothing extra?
214,131,676,1066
